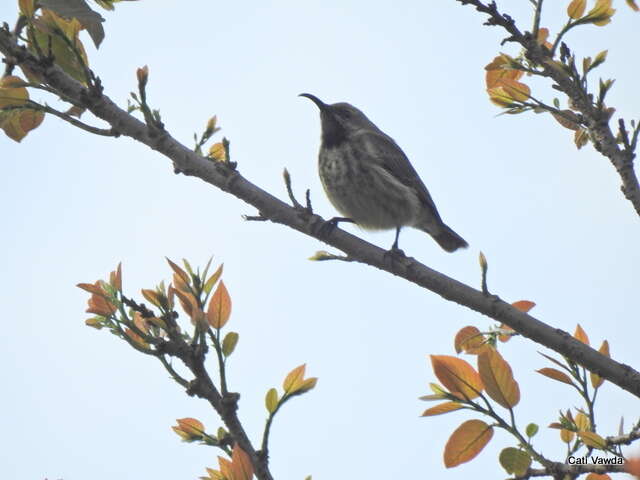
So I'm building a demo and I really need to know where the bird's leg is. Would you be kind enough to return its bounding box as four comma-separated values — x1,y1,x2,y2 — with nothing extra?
385,227,406,262
318,216,355,238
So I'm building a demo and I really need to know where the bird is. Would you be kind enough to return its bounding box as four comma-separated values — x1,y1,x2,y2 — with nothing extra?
299,93,468,253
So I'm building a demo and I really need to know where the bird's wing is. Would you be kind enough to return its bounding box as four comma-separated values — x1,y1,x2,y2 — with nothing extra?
351,130,443,222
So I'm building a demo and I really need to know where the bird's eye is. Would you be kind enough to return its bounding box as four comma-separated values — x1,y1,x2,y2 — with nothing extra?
339,108,351,118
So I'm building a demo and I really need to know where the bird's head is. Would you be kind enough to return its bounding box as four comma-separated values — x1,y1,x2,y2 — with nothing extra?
299,93,376,146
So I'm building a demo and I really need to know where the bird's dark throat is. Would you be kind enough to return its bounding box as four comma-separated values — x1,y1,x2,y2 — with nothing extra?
320,113,347,148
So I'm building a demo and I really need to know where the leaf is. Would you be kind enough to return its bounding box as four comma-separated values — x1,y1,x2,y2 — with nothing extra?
583,0,616,26
579,431,607,449
421,401,464,417
166,257,190,284
443,420,494,468
430,355,483,400
526,423,539,438
141,288,162,308
222,332,239,357
0,108,45,142
283,364,306,393
574,324,590,345
536,367,575,386
39,0,106,48
0,76,29,108
230,445,254,480
590,340,610,389
478,349,520,408
454,326,488,355
497,323,516,343
560,428,575,443
511,300,536,313
265,388,279,413
568,0,587,18
552,110,581,131
586,474,612,480
172,418,205,442
627,0,640,11
575,128,590,149
499,447,532,476
575,411,591,431
589,50,608,72
204,264,224,295
209,142,226,161
207,280,232,328
30,10,90,83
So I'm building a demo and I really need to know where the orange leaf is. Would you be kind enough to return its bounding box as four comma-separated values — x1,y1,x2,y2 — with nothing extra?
536,27,553,50
498,323,515,343
173,418,205,441
430,355,483,400
625,456,640,477
171,286,197,317
586,474,612,480
454,326,488,355
283,364,306,393
511,300,536,313
590,340,610,389
444,419,494,468
574,324,590,345
167,257,190,284
536,367,574,386
207,280,231,328
231,445,254,480
110,263,122,291
141,288,162,308
478,349,520,408
86,292,117,316
421,402,464,417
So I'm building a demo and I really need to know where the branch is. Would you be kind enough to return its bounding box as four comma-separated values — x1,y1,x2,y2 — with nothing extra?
1,27,640,400
455,0,640,217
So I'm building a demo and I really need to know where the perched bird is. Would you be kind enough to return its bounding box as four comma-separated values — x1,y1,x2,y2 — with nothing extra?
300,93,468,252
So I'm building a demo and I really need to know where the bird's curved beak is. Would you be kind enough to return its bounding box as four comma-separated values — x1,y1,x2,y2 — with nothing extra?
299,93,326,111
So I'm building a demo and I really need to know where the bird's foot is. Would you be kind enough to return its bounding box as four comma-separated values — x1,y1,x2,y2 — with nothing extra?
318,216,355,239
383,246,407,272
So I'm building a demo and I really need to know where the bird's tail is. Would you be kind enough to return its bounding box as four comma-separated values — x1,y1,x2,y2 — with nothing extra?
418,221,468,253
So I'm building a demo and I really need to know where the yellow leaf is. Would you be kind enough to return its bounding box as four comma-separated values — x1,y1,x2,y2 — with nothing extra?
265,388,279,413
584,0,616,25
478,349,520,408
207,280,232,328
173,418,205,441
537,367,574,386
560,428,575,443
0,76,29,108
568,0,587,18
430,355,483,400
575,411,591,431
575,128,590,149
579,431,607,449
444,419,494,468
421,402,464,417
209,142,226,161
204,264,224,295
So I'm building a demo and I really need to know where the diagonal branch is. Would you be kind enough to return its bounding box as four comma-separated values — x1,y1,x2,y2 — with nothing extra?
1,27,640,400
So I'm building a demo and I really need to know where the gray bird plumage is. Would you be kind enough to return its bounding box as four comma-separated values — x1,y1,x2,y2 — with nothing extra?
300,93,468,253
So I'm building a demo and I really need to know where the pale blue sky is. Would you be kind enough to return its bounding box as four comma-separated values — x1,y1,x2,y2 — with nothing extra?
1,1,639,479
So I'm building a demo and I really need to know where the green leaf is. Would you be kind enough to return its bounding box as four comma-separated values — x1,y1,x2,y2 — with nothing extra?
204,263,224,294
499,447,532,476
526,423,539,438
222,331,239,357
